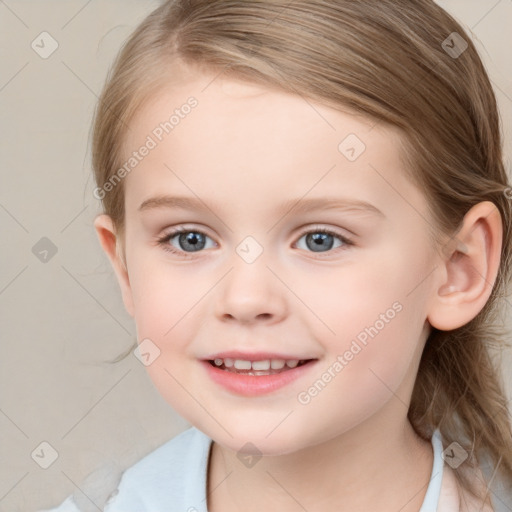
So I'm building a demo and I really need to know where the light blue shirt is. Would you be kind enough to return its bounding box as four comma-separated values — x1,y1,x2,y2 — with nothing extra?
41,427,446,511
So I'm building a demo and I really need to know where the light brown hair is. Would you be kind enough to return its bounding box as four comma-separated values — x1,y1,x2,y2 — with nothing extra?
92,0,512,502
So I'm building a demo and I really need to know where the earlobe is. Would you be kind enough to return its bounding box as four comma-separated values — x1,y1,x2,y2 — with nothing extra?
427,201,502,331
93,214,135,318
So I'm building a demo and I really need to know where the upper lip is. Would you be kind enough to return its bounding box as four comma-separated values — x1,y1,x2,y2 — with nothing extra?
203,351,317,362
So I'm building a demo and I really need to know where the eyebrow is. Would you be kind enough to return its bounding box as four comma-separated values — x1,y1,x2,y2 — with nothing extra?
138,195,385,218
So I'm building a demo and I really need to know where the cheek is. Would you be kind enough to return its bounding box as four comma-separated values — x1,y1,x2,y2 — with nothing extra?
309,246,429,337
127,260,204,420
128,252,203,341
126,250,211,388
293,295,425,446
308,244,431,390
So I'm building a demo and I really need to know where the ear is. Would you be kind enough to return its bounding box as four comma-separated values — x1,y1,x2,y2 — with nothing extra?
427,201,503,331
93,214,135,318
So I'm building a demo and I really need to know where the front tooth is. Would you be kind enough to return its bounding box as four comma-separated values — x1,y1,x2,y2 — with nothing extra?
286,360,299,368
251,360,270,370
234,359,252,370
214,358,223,366
224,358,234,367
270,359,286,369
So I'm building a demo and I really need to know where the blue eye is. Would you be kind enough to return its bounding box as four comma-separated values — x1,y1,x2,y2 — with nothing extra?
157,228,215,256
294,228,353,254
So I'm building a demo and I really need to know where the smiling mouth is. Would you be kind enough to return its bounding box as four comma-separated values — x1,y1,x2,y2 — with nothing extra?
208,358,315,376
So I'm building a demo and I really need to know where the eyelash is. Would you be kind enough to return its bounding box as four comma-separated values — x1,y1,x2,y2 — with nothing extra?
156,226,355,259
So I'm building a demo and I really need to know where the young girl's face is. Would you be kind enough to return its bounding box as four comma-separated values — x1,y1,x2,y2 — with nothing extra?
110,62,442,455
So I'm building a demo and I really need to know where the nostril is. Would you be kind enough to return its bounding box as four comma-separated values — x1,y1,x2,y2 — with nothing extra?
256,313,272,320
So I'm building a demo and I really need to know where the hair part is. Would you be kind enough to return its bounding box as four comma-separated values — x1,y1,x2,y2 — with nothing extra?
92,0,512,501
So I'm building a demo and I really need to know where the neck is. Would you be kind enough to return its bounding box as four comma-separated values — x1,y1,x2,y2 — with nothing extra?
207,413,434,512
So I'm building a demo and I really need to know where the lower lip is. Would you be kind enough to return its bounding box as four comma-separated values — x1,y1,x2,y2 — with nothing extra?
200,360,317,396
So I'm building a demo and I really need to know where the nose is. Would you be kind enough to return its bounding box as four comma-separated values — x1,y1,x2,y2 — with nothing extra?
214,249,288,325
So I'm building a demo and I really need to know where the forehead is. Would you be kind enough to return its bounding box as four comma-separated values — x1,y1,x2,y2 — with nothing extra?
120,64,427,225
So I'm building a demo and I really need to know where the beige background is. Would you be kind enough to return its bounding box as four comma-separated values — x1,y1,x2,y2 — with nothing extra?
0,1,511,511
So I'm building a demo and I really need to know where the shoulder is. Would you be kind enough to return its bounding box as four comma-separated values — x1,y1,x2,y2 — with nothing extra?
41,426,212,512
114,425,210,482
439,463,495,512
104,425,212,511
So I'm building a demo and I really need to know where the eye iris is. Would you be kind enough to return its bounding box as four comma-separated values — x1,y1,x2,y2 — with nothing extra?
180,232,205,252
307,232,333,252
